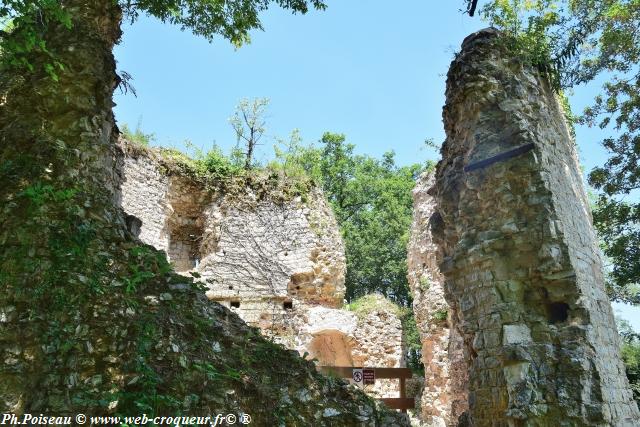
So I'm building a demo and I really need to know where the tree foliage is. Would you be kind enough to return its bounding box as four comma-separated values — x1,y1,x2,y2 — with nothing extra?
0,1,70,78
229,97,269,170
474,0,640,304
617,318,640,401
578,1,640,304
275,132,425,305
1,0,327,74
122,0,326,47
480,0,563,85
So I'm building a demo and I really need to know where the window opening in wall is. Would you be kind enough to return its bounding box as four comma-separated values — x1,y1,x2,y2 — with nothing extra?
547,302,569,323
228,285,234,290
283,301,293,310
230,301,240,309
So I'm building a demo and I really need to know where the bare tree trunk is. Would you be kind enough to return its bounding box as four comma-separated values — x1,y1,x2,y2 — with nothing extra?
244,137,255,170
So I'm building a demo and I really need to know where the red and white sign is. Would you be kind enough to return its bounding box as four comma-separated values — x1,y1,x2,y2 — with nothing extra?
363,368,375,385
351,368,363,388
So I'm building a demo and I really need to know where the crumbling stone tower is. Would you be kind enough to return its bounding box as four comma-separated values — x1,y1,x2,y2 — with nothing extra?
431,28,640,425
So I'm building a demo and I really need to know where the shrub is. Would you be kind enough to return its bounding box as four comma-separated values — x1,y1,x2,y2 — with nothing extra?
121,123,155,147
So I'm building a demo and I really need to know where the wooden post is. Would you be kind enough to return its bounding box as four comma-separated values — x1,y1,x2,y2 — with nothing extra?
399,377,407,413
317,366,414,412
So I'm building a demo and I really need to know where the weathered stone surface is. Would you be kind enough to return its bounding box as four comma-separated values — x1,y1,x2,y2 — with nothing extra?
427,28,640,426
119,148,170,250
118,141,405,400
290,298,405,398
200,188,345,309
408,171,468,426
119,142,345,311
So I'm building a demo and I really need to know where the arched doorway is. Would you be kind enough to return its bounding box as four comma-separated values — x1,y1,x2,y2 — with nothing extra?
307,330,354,366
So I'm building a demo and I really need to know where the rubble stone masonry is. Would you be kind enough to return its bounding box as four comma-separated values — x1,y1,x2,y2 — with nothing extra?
408,171,468,426
430,28,640,426
118,142,405,398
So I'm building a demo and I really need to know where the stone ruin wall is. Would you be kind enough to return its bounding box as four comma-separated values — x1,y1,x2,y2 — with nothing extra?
198,187,346,311
118,141,404,398
290,299,404,398
119,144,347,327
118,148,170,251
408,171,468,426
407,28,639,426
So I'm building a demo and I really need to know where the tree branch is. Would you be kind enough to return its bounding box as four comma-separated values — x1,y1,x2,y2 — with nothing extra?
467,0,479,17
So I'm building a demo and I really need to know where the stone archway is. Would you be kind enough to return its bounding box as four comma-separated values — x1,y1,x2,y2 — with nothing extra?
307,330,354,367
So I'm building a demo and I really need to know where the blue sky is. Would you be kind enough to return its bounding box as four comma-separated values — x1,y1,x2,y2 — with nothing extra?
113,1,638,328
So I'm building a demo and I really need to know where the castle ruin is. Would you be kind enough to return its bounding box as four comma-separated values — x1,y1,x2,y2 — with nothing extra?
117,142,405,398
115,28,640,425
408,29,640,426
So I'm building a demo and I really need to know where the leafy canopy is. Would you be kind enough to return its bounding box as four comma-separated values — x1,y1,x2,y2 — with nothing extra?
1,0,327,74
480,0,563,85
123,0,326,47
618,318,640,400
274,131,427,306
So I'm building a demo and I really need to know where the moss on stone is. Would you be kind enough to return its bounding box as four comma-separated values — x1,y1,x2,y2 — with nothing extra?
120,138,315,206
346,294,402,319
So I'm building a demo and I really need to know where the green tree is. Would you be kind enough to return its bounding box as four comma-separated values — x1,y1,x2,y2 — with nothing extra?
276,132,424,305
576,1,640,305
473,0,640,304
1,1,327,74
617,318,640,401
229,97,269,170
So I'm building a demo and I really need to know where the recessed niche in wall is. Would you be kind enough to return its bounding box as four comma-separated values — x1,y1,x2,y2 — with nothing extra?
547,302,569,324
283,301,293,310
230,301,241,309
307,331,354,366
167,230,201,273
166,188,205,273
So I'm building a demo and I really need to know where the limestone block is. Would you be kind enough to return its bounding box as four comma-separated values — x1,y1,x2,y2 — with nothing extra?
502,324,532,346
